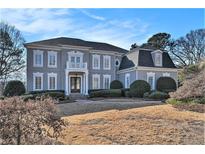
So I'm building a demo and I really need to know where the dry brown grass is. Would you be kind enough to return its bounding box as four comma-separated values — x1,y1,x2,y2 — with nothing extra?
58,104,205,145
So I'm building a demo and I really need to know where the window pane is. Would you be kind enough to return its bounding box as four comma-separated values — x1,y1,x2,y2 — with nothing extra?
76,57,80,63
36,54,42,65
104,56,110,69
148,76,153,88
71,57,75,63
93,56,99,69
125,75,130,88
50,55,56,65
49,76,56,90
93,76,99,89
35,76,41,89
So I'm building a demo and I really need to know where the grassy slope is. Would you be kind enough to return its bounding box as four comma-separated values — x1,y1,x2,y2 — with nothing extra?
59,104,205,145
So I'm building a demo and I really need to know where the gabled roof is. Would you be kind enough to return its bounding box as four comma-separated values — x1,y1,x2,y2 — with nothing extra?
119,49,176,70
25,37,128,54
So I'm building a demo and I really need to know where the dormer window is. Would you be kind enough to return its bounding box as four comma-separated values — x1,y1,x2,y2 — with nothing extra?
155,53,162,66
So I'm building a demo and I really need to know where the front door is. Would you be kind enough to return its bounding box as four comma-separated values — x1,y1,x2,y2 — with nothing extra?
70,77,81,93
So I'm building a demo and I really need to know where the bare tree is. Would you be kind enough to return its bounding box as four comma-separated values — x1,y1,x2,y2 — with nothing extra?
0,97,66,145
169,29,205,66
0,22,25,81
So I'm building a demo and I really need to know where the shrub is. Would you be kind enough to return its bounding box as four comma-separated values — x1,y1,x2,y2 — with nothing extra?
21,94,36,101
129,80,151,97
44,92,66,101
110,80,123,89
156,77,177,93
0,96,4,100
28,90,65,95
121,88,130,97
0,97,66,144
88,89,104,95
144,91,169,100
3,80,26,97
89,89,122,98
23,91,68,101
170,70,205,100
167,97,205,105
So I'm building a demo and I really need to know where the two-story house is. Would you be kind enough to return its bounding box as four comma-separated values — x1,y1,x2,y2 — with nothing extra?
25,37,178,96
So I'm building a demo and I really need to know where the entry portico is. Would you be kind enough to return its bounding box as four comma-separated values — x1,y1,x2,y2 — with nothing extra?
65,51,88,95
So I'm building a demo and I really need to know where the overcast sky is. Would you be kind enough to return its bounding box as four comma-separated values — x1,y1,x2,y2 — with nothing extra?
0,8,204,49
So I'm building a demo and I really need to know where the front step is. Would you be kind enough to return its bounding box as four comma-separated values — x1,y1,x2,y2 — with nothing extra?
69,93,88,100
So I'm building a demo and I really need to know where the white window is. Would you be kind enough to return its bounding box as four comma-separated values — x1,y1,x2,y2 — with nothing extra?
103,55,111,70
33,73,43,90
155,53,162,66
48,51,57,68
147,72,155,90
103,75,111,89
33,50,43,67
92,74,100,89
163,72,170,77
48,73,57,90
125,73,130,88
92,55,100,69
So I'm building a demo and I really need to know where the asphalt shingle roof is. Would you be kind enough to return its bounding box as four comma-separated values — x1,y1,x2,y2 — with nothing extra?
25,37,128,54
119,49,176,70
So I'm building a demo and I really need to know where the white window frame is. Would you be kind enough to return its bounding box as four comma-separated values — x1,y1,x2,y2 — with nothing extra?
163,72,170,77
103,55,111,70
125,73,130,88
103,75,111,89
92,54,100,70
147,72,155,90
48,51,57,68
33,72,43,91
68,51,83,63
33,50,44,67
47,73,57,90
92,74,100,89
155,53,162,66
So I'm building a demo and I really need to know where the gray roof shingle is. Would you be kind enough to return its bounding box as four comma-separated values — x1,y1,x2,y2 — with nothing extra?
25,37,128,54
119,49,176,70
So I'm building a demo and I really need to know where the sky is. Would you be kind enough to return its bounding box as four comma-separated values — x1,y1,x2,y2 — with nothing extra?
0,8,204,49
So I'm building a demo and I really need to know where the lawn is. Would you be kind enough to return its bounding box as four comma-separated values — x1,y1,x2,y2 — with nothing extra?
58,104,205,144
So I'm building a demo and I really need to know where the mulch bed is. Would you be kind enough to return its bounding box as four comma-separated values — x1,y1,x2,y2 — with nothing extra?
172,103,205,113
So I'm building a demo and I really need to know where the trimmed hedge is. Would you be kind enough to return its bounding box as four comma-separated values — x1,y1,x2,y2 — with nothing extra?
89,89,122,98
3,80,26,97
28,90,65,95
144,91,169,100
88,89,104,95
129,80,151,97
23,91,68,101
156,77,177,93
121,88,130,97
110,80,123,89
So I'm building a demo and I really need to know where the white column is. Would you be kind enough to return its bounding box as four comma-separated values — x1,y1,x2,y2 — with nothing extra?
68,72,70,94
85,71,89,95
65,70,68,95
83,73,86,94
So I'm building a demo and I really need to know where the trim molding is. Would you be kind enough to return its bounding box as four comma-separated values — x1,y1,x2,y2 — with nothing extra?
138,66,178,72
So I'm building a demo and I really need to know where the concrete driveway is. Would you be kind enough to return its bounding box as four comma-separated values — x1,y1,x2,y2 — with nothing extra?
57,98,163,116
